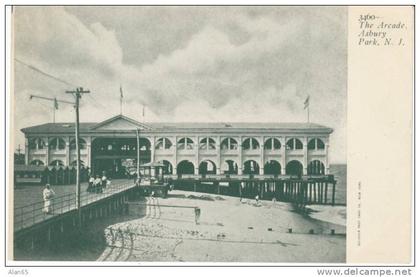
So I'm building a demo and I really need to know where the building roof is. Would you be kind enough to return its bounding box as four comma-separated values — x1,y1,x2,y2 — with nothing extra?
21,115,333,134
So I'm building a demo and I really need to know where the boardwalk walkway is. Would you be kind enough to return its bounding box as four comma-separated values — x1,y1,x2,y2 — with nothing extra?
14,180,136,232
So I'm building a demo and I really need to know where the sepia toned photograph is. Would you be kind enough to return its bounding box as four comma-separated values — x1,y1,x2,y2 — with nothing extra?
10,5,349,263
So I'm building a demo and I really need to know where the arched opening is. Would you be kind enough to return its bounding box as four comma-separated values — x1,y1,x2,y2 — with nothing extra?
222,160,238,174
199,137,216,150
49,159,64,167
177,137,194,150
30,159,44,166
242,138,260,150
91,137,151,178
308,160,325,175
49,137,66,150
29,138,45,150
264,137,281,150
308,138,325,150
286,138,303,150
177,160,195,175
161,160,173,175
155,137,173,150
70,159,85,167
264,160,281,175
243,160,260,175
221,137,238,150
70,138,87,150
286,160,303,176
199,160,216,175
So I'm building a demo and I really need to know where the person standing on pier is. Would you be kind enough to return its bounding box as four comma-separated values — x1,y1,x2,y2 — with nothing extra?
94,175,102,193
42,184,55,214
87,175,95,192
101,171,108,190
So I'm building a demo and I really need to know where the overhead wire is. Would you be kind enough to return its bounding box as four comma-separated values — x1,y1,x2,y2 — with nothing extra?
15,57,113,111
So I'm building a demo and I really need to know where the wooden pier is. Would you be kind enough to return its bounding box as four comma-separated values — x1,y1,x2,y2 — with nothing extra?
170,175,337,206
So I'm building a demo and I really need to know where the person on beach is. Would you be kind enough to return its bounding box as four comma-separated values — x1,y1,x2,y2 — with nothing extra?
255,194,260,206
240,181,245,202
194,208,201,225
42,184,55,214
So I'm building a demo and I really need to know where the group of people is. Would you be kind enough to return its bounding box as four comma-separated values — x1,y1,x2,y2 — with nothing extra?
87,172,110,193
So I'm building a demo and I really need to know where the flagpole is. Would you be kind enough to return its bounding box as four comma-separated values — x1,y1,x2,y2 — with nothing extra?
307,104,309,123
120,85,123,115
120,96,122,115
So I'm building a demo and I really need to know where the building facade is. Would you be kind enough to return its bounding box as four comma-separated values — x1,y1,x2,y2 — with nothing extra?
21,115,333,178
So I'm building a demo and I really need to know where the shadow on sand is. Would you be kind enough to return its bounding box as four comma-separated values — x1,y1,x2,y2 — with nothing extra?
14,196,150,261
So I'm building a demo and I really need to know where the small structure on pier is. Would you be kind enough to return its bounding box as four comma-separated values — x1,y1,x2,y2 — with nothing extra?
138,161,169,198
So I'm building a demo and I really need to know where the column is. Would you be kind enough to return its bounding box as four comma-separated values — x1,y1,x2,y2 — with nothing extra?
325,141,330,174
260,136,265,175
65,137,70,166
280,137,286,175
150,136,155,163
238,136,243,175
45,137,50,166
303,137,308,175
195,136,199,175
173,136,178,175
216,136,221,175
87,137,92,169
24,137,29,165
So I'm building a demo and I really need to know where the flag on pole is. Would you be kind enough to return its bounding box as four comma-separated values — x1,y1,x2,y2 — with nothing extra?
120,85,123,99
142,105,145,117
304,96,310,109
54,98,58,109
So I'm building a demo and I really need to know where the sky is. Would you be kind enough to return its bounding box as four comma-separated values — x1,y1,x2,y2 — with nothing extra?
12,6,347,163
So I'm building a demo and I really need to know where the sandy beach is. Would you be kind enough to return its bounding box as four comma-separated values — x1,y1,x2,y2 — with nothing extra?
97,190,346,263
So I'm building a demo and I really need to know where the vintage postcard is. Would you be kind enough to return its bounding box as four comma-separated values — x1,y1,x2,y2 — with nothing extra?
5,5,414,266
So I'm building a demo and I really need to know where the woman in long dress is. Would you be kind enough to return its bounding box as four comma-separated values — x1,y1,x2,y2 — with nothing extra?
42,184,55,214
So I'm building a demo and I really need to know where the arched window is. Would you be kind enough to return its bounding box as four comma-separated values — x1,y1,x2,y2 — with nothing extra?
70,159,85,167
177,137,194,150
30,159,44,166
155,138,173,150
264,160,281,175
177,160,195,175
28,138,45,150
199,160,216,175
264,138,281,150
286,160,303,176
308,160,325,175
49,138,66,150
70,138,87,150
308,138,325,150
221,138,238,150
242,138,260,150
243,160,260,175
161,160,173,174
199,137,216,150
49,160,64,167
286,138,303,150
222,160,238,174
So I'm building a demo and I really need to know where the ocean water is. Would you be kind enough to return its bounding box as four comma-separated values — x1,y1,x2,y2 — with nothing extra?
329,164,347,205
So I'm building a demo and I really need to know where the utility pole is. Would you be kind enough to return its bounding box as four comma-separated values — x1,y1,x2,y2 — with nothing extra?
136,129,140,181
30,95,72,123
66,87,90,229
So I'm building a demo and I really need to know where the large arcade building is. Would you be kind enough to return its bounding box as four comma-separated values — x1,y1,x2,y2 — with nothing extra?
21,115,333,178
